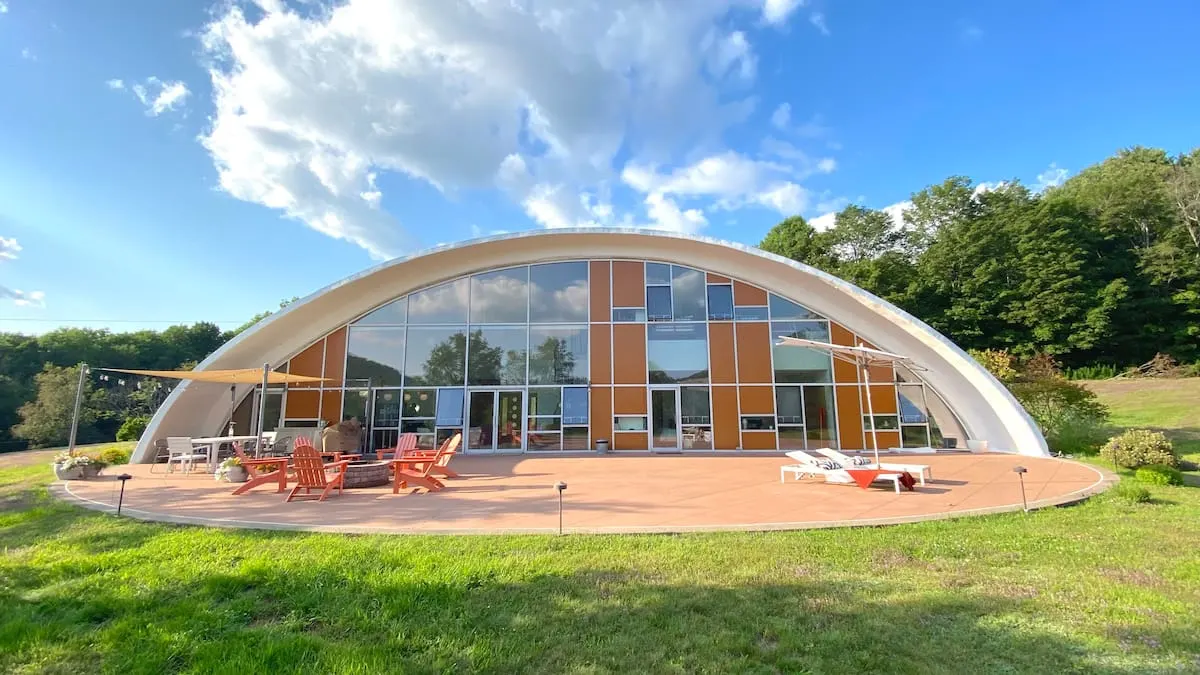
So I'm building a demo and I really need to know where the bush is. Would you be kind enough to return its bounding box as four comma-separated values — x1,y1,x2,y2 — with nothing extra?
1100,429,1178,469
1010,369,1109,449
1179,458,1199,472
116,416,150,442
1045,411,1109,455
93,445,131,466
1135,464,1184,486
1113,482,1152,504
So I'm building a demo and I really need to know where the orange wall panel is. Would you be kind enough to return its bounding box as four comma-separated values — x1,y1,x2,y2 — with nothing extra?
711,386,740,449
733,280,767,306
835,385,864,450
284,389,320,419
321,390,343,422
867,430,901,450
857,338,895,382
589,261,611,321
738,385,775,415
735,322,773,383
590,386,612,442
324,327,347,385
707,323,736,384
590,323,612,384
707,273,731,284
613,432,648,451
612,324,647,384
860,385,899,414
611,261,645,307
741,430,778,450
288,341,325,387
613,386,647,415
830,323,860,383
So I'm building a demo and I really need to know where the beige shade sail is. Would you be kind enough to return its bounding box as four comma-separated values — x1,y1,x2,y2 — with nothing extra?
100,368,330,384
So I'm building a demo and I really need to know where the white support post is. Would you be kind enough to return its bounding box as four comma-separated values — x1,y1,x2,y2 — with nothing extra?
68,363,89,456
255,363,270,443
859,345,880,467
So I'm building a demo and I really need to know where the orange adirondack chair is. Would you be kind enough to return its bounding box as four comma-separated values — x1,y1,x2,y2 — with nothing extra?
230,443,290,495
401,433,462,479
286,443,349,502
391,433,459,494
377,432,418,460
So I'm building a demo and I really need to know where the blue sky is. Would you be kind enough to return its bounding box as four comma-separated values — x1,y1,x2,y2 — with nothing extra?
2,0,1198,335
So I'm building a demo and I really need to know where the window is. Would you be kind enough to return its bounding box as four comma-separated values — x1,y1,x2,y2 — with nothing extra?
404,327,466,386
775,386,804,425
401,389,437,449
470,268,529,324
706,285,734,320
529,262,589,323
647,323,708,383
734,306,769,321
354,297,407,325
528,326,588,384
803,385,837,448
563,427,589,450
778,427,806,449
740,415,776,430
408,278,469,324
614,416,648,431
341,389,369,423
681,386,712,450
902,425,930,448
646,286,672,322
645,262,672,285
671,266,706,321
345,327,405,387
772,322,833,383
612,307,647,322
435,389,465,427
467,327,527,385
372,389,402,426
525,386,587,451
563,387,589,424
769,293,818,320
259,390,283,432
863,415,900,431
527,387,561,416
898,385,929,424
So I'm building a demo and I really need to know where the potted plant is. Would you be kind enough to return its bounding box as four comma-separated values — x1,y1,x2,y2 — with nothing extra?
51,452,104,480
215,456,249,483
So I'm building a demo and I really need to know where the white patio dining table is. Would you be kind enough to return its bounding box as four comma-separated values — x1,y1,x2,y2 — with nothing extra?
191,435,264,472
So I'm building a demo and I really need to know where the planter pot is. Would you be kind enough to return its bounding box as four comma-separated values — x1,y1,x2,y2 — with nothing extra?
52,464,85,480
82,464,102,479
595,439,610,454
224,466,249,483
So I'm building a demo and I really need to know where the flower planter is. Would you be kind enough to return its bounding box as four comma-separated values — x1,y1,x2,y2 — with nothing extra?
53,464,84,481
224,466,249,483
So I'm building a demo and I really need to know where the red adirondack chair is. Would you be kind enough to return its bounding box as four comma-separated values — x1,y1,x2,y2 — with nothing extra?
376,432,418,460
401,433,462,479
286,443,349,502
391,433,460,494
230,443,290,495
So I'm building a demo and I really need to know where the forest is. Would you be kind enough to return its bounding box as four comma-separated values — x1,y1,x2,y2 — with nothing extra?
2,146,1197,451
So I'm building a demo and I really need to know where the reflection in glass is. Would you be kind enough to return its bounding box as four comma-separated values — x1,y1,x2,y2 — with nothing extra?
467,328,528,385
902,425,930,448
680,386,710,424
775,386,803,425
563,427,589,450
563,387,589,424
769,293,818,320
497,391,523,450
647,323,708,383
898,385,929,423
408,278,469,324
261,391,282,432
864,415,900,430
671,266,706,321
467,391,494,450
740,416,775,430
341,389,369,424
372,389,401,426
651,389,679,448
803,385,837,448
772,321,833,383
646,286,672,321
645,262,671,285
706,285,734,320
528,326,588,384
778,426,806,450
404,327,466,386
436,389,465,426
734,306,769,321
345,327,405,387
527,387,561,416
402,389,436,418
528,432,561,451
529,262,589,323
612,308,647,322
470,268,529,324
615,416,647,431
354,297,407,325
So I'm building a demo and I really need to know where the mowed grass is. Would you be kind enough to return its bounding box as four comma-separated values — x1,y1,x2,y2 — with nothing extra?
1085,378,1200,462
2,418,1200,672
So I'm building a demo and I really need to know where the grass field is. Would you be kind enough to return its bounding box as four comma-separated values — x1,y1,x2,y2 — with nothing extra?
2,389,1199,673
1085,378,1200,461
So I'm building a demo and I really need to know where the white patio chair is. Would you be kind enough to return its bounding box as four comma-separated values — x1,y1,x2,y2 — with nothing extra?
166,437,209,473
780,450,902,493
813,448,932,485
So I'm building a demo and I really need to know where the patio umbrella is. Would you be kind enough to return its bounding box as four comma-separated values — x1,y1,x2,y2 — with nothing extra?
773,336,921,468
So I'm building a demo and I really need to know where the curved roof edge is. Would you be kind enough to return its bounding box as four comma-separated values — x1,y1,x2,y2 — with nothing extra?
134,228,1048,461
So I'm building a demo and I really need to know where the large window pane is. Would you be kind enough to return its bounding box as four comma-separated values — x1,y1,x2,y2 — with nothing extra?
470,268,529,324
467,327,528,385
645,262,671,285
408,278,469,324
734,306,769,321
436,389,465,427
775,386,803,425
528,327,588,384
803,385,837,447
528,387,562,416
402,389,436,418
680,386,710,424
354,297,407,325
404,327,466,386
341,389,369,424
647,323,708,383
769,293,818,320
529,262,589,323
898,385,929,424
646,286,672,322
902,425,930,448
345,327,405,387
372,389,402,426
563,387,589,424
772,321,833,383
671,266,706,321
706,285,734,320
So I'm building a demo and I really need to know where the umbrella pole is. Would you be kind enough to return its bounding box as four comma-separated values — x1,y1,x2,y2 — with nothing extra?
229,384,236,435
255,363,270,445
860,348,880,467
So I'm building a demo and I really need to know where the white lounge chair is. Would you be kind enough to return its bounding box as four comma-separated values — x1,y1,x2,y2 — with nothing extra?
165,437,209,473
780,450,903,493
813,448,932,485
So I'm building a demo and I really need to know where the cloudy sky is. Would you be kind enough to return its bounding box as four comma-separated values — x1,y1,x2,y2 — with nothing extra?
2,0,1198,334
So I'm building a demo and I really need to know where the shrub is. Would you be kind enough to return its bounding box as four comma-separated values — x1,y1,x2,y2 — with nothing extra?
1179,458,1199,472
116,416,150,442
94,446,131,466
1100,429,1178,469
1135,464,1184,486
1113,482,1151,504
969,349,1018,383
1010,373,1108,444
1045,411,1109,455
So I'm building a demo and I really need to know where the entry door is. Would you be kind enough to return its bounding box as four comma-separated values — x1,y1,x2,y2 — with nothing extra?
650,387,681,451
467,390,525,453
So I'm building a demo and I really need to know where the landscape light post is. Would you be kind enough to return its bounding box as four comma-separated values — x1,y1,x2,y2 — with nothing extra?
116,473,133,515
555,481,567,535
1013,466,1028,512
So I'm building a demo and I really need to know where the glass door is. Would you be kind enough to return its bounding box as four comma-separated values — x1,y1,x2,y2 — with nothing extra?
496,390,524,452
650,387,681,451
467,391,495,453
467,390,526,453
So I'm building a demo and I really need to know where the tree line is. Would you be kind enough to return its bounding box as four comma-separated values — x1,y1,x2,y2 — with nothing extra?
760,146,1200,368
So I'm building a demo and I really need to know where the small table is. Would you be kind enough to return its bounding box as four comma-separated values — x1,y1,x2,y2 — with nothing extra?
192,436,264,472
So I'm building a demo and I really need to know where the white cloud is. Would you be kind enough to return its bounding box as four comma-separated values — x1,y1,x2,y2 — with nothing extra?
762,0,805,25
809,211,835,231
106,79,126,90
882,200,913,228
0,2,8,14
770,103,791,130
131,77,190,116
0,236,45,308
809,12,829,35
199,0,775,259
1035,162,1068,192
20,47,35,61
961,23,983,42
0,236,20,260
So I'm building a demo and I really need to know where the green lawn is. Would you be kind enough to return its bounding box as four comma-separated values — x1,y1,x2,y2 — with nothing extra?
1085,378,1200,461
2,420,1199,672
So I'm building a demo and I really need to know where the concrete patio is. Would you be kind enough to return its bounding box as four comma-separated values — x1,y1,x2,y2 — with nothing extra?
54,453,1114,534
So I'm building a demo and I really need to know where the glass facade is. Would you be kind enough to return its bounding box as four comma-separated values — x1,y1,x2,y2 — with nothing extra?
268,259,961,454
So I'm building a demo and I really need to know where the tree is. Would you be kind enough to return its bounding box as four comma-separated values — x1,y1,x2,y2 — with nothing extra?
228,297,301,337
12,365,106,449
528,337,579,384
758,216,834,267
